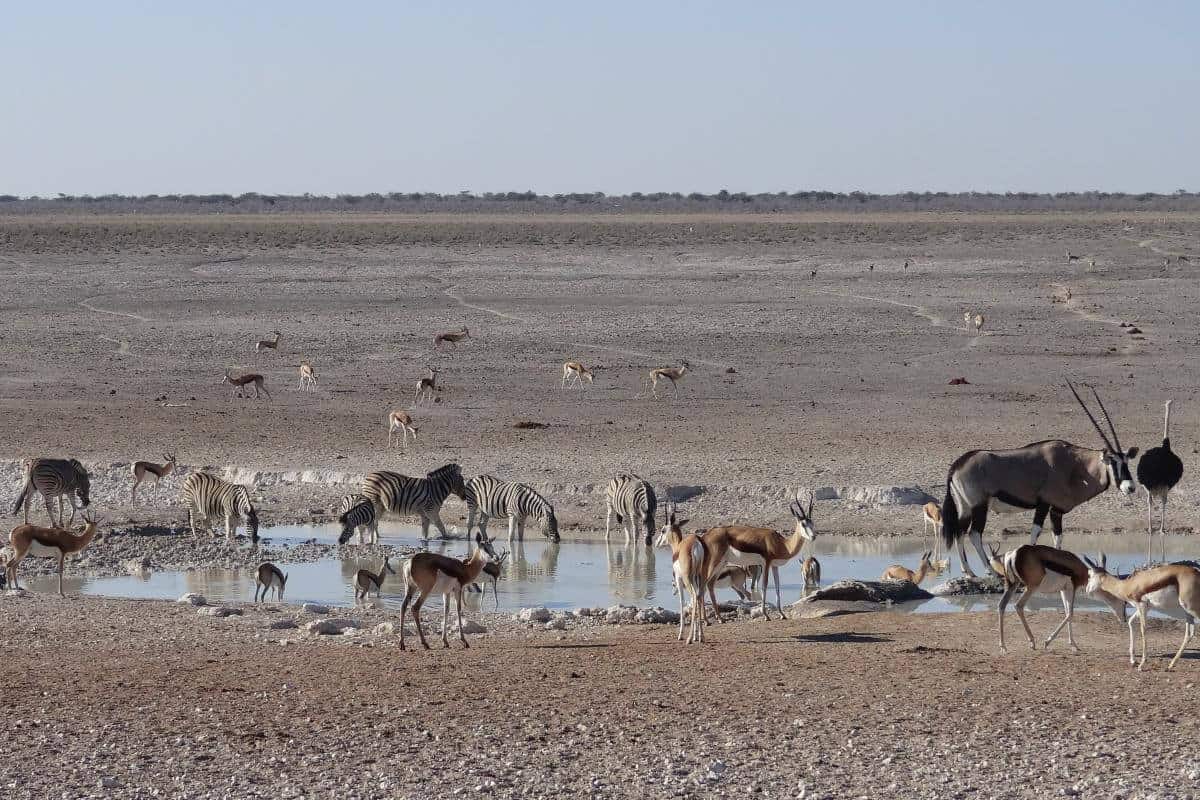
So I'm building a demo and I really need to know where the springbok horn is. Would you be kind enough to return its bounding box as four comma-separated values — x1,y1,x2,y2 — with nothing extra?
1067,381,1114,451
1086,384,1124,453
789,500,805,520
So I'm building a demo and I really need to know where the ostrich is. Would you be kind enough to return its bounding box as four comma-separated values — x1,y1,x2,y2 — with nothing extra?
1136,400,1184,561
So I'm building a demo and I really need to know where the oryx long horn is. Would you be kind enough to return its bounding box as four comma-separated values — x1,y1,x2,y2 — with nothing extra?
1067,381,1114,451
1086,383,1124,452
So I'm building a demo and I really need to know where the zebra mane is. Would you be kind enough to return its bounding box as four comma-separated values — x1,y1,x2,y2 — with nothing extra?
427,463,462,480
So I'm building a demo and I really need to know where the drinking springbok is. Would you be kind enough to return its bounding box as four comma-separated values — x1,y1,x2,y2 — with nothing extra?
6,511,102,596
254,562,287,602
1084,555,1200,671
801,556,821,591
400,532,498,650
561,361,594,389
354,557,396,602
987,544,1126,653
434,326,470,349
649,361,690,398
255,330,281,354
940,381,1138,576
130,452,177,504
387,409,419,447
222,369,272,400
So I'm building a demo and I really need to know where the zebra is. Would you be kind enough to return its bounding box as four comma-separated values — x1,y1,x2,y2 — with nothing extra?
12,458,91,526
605,474,657,545
464,474,560,542
361,463,466,539
337,493,380,545
180,472,260,541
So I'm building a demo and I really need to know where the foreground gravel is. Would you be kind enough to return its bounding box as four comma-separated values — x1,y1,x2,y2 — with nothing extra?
3,593,1198,799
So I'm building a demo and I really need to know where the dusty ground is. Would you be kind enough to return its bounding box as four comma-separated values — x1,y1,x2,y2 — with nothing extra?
1,211,1197,541
2,593,1199,799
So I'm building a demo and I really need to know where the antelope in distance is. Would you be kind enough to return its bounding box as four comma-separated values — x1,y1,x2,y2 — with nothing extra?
962,311,973,331
940,381,1138,577
1135,400,1184,560
12,458,91,526
6,510,102,596
387,409,419,447
130,452,177,504
649,360,690,398
254,562,287,602
400,532,499,650
222,369,272,400
801,555,821,592
655,503,707,643
922,502,942,537
297,361,318,392
434,326,470,349
561,361,594,389
973,314,985,334
700,498,818,621
988,544,1127,653
881,551,942,585
255,330,282,354
414,365,440,405
354,556,396,603
1084,555,1200,671
1067,250,1080,263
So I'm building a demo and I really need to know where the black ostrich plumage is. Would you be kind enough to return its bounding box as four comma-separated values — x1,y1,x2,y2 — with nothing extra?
1136,436,1184,494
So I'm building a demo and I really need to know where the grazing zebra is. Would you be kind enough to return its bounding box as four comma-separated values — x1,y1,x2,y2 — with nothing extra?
464,474,560,542
337,493,380,545
180,472,260,541
604,474,657,545
361,463,466,539
12,458,91,526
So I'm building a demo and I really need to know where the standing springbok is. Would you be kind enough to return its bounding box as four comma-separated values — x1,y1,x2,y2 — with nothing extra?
655,503,707,643
254,562,287,602
387,409,419,447
921,502,942,537
973,314,985,334
354,556,396,603
1067,251,1080,263
414,366,440,405
255,330,281,354
130,453,177,504
6,511,102,596
561,361,594,389
1084,555,1200,671
987,544,1127,653
700,498,818,621
940,382,1138,576
400,532,498,650
222,369,272,400
649,361,690,398
298,361,318,392
434,326,470,349
963,311,973,331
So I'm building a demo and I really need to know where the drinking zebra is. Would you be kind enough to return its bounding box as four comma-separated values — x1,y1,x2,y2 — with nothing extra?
361,463,466,539
181,472,260,541
604,474,657,545
11,458,91,526
464,474,560,542
337,493,380,545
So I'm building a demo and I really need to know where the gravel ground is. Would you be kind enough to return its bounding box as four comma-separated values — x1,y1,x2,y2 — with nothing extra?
2,593,1199,800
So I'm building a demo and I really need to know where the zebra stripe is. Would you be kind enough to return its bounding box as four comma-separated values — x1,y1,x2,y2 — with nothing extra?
337,493,379,545
181,472,259,541
464,474,559,542
12,458,91,526
605,474,657,544
361,463,465,538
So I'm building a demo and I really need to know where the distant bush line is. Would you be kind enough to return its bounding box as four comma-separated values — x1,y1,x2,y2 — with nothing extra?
1,190,1199,214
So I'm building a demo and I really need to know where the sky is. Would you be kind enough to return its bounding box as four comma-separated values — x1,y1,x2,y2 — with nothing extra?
3,1,1198,196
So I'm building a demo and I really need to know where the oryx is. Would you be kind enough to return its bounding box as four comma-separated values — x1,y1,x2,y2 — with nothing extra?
940,382,1139,576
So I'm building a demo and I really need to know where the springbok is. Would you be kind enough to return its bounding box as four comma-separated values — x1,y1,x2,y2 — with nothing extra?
254,562,287,602
801,555,821,591
700,498,817,621
387,409,419,447
298,361,318,392
1067,251,1080,263
987,544,1126,653
414,366,439,405
708,564,754,601
6,511,102,596
881,551,942,585
434,326,470,349
921,502,942,538
222,369,272,400
973,314,985,334
655,503,707,643
1084,556,1200,670
466,551,507,610
649,361,690,398
255,330,281,354
355,557,396,602
940,382,1138,576
400,532,498,650
561,361,594,389
130,453,177,504
963,311,973,331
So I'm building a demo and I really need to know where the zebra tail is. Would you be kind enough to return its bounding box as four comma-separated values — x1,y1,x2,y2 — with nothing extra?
11,477,31,516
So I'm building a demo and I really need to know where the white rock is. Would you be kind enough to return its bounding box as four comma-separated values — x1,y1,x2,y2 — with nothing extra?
517,606,551,623
198,606,242,617
266,620,298,630
305,618,360,635
177,593,207,606
373,621,399,636
302,603,331,615
458,620,486,634
544,618,567,631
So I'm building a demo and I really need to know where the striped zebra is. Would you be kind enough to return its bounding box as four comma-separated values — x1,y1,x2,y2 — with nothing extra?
337,493,379,545
605,474,657,545
181,472,260,541
12,458,91,526
464,474,560,542
361,463,466,539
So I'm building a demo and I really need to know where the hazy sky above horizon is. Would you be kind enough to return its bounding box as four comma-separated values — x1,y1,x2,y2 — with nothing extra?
4,2,1198,196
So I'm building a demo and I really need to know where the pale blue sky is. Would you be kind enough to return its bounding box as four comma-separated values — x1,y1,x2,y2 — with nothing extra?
3,1,1197,196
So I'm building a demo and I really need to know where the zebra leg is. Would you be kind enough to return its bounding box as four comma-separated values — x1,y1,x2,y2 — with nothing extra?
604,504,612,541
428,511,450,538
516,518,526,541
507,516,518,542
